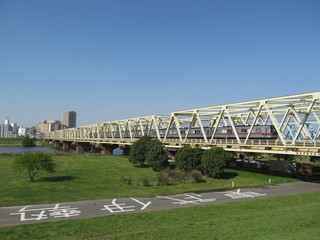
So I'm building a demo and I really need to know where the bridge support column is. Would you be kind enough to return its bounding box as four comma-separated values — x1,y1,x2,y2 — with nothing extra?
164,149,176,159
95,143,118,155
120,145,130,155
62,142,70,151
73,142,85,154
53,141,60,148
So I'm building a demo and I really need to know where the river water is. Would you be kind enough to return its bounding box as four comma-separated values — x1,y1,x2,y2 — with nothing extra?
0,146,60,154
0,146,123,155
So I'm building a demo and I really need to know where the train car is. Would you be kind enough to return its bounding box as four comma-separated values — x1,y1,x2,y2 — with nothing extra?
152,125,278,139
214,125,277,139
108,125,278,140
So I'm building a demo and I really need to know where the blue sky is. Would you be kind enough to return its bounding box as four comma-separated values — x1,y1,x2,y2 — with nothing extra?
0,0,319,127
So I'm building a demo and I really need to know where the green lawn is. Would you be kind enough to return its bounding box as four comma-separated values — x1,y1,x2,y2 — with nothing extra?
0,154,296,206
1,190,319,239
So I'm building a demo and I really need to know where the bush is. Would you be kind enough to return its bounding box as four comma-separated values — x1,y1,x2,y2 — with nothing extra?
273,154,295,161
167,169,188,181
129,136,153,167
156,171,170,186
129,136,169,171
201,147,227,178
120,175,133,186
22,136,36,147
146,140,169,171
310,156,320,163
142,177,151,187
175,145,203,172
189,170,204,183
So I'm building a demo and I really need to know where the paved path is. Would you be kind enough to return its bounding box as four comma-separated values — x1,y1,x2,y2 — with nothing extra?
1,181,319,227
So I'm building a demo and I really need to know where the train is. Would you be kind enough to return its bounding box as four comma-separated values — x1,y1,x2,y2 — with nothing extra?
103,125,278,139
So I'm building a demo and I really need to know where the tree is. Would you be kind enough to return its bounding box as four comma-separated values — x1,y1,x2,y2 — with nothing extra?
13,151,56,181
273,154,295,161
22,136,36,147
129,136,153,167
201,147,227,178
310,156,320,163
146,140,168,171
175,145,203,172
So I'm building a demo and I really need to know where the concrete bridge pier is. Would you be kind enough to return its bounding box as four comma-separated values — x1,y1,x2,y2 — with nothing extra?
62,142,71,151
53,141,60,148
164,148,176,160
73,142,86,154
94,143,118,155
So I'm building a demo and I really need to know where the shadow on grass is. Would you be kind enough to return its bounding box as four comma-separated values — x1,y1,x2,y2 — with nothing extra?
40,176,76,182
220,172,238,179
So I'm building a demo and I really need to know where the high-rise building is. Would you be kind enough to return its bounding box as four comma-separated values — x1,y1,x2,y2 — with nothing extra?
62,111,77,128
0,118,18,138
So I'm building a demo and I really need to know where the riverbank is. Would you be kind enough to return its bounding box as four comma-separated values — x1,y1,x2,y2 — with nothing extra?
0,144,22,146
0,138,23,145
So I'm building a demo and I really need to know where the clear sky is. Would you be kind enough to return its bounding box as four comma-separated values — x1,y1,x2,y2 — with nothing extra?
0,0,319,127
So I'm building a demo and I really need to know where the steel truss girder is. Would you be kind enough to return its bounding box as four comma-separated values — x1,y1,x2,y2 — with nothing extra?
45,91,320,155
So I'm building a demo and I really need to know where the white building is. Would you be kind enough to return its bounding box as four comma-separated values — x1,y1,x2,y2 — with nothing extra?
18,127,26,137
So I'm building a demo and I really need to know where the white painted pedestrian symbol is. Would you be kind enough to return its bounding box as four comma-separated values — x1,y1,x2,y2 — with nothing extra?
224,189,266,199
10,204,81,221
101,198,151,213
157,193,216,205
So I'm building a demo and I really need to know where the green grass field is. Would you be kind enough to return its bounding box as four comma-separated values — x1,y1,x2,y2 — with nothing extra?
0,154,296,206
0,138,23,145
1,190,319,240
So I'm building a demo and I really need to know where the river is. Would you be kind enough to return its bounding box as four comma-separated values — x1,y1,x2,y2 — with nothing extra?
0,146,61,154
0,146,123,155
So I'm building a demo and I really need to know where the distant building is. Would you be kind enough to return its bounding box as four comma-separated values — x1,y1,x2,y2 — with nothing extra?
18,127,26,137
11,122,18,135
4,118,9,125
0,118,18,138
62,111,77,128
37,120,63,134
26,126,37,138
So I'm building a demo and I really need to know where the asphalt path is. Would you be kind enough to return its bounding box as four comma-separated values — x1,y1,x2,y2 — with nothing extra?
0,181,319,227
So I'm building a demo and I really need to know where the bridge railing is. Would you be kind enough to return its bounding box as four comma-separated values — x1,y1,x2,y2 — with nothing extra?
163,138,320,148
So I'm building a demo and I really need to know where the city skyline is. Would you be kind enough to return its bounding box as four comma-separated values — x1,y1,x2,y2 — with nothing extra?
1,0,319,127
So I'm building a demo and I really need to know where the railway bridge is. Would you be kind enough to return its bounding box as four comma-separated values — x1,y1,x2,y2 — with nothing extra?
44,91,320,157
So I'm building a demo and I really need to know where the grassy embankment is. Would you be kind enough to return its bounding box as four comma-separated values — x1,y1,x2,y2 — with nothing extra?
0,154,297,206
0,138,23,145
0,190,319,239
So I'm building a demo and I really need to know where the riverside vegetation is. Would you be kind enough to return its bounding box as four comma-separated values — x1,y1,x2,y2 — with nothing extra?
0,154,297,206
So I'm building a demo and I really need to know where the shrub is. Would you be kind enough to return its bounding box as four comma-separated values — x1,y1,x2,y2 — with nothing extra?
273,154,295,161
142,177,151,187
201,147,227,178
22,136,36,147
120,175,133,186
129,136,168,170
175,145,203,172
129,136,153,167
156,171,170,186
168,169,188,181
189,170,204,183
146,140,169,171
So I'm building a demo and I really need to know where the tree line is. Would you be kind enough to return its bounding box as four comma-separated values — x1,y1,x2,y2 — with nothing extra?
129,136,228,178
